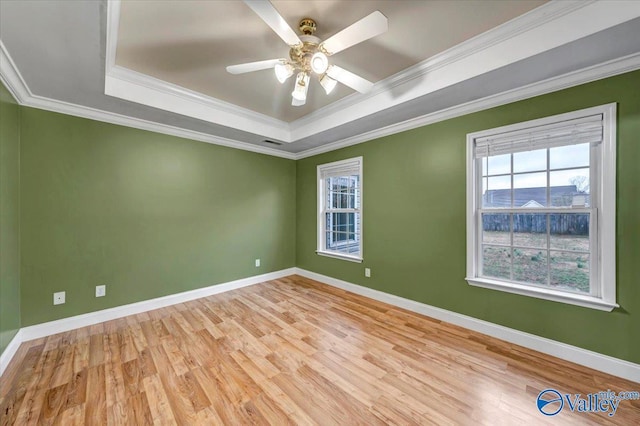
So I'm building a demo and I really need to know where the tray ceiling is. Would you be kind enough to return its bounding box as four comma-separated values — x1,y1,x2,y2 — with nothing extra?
1,1,639,158
115,0,545,122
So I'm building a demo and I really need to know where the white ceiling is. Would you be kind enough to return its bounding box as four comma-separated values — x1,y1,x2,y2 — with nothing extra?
115,0,546,122
1,1,640,159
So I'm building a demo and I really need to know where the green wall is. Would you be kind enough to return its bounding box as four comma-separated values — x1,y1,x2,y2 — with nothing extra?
3,71,638,365
296,70,640,364
20,108,296,326
0,83,21,354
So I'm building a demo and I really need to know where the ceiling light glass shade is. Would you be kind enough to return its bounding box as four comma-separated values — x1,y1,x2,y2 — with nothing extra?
274,63,294,83
310,52,329,74
319,74,337,94
291,72,310,101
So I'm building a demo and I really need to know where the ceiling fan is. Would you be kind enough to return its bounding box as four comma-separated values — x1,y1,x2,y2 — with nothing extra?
226,0,388,106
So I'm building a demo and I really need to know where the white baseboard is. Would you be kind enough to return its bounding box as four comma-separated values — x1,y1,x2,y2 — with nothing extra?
294,268,640,384
2,269,294,377
0,329,23,377
17,268,295,344
4,267,638,383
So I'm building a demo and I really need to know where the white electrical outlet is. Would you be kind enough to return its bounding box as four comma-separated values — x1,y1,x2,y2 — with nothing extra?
53,291,66,305
96,285,106,297
255,259,261,267
365,268,371,278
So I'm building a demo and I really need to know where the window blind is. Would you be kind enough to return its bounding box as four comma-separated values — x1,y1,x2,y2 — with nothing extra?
319,158,361,179
474,114,602,158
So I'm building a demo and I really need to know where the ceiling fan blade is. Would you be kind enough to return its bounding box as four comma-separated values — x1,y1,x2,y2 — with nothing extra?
327,65,374,94
243,0,302,47
226,58,284,74
320,11,388,56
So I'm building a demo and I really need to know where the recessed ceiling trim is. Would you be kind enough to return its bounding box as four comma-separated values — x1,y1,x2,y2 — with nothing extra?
105,0,640,145
289,0,640,141
289,0,588,135
105,0,290,143
106,65,290,142
295,52,640,159
4,37,638,162
0,41,295,160
105,0,120,73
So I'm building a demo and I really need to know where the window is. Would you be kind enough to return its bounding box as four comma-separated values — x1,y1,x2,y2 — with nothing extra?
466,104,617,311
317,157,363,262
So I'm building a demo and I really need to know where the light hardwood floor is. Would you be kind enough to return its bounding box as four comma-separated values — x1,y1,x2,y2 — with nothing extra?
1,275,638,425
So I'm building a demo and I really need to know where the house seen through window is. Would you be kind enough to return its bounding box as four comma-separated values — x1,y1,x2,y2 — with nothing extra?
480,143,591,293
466,104,617,311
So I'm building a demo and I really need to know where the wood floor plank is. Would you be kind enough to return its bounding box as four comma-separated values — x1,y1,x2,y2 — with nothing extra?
53,403,84,426
63,369,87,410
129,391,155,425
2,275,638,425
0,344,43,424
38,383,68,425
152,345,199,425
84,365,106,425
13,347,61,424
141,374,175,425
190,366,245,425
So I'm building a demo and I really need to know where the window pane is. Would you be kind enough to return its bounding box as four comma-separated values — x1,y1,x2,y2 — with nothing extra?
484,175,511,208
348,232,360,255
513,248,547,286
550,168,589,207
482,245,511,280
325,180,332,207
331,213,350,232
327,177,355,209
487,154,511,175
550,214,589,251
550,143,589,170
514,149,546,173
512,213,547,248
345,212,351,234
513,172,547,207
550,251,589,293
482,213,510,245
327,232,339,250
350,174,360,189
482,157,488,176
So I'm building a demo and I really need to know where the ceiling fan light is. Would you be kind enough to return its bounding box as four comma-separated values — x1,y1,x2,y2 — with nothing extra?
319,74,337,95
291,72,310,101
310,52,329,74
274,63,294,83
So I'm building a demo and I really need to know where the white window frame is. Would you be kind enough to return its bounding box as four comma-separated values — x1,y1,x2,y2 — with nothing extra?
466,104,617,311
317,157,363,263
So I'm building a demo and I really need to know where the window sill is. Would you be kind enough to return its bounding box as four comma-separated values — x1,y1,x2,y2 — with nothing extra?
316,250,363,263
466,277,618,312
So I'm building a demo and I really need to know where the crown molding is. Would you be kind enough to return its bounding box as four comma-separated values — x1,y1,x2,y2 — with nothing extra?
0,40,295,159
0,39,32,102
104,0,640,145
295,52,640,159
104,0,290,143
288,0,590,136
3,35,639,162
4,2,640,161
105,65,291,142
289,0,640,141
